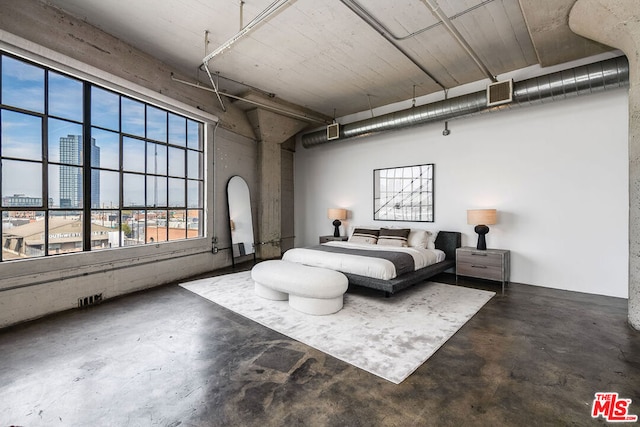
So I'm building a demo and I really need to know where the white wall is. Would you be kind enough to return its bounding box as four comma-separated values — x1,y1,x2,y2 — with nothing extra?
294,88,629,298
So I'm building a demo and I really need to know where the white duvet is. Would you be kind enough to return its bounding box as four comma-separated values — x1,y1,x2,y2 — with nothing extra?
282,241,446,280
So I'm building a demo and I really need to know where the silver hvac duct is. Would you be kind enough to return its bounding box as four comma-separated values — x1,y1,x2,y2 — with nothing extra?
300,56,629,148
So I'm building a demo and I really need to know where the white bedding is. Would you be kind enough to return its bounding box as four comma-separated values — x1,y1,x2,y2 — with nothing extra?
282,241,446,280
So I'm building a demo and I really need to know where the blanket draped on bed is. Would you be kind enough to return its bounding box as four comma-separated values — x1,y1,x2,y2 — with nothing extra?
306,244,415,276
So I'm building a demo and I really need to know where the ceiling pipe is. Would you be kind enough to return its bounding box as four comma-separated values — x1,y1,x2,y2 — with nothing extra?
340,0,447,90
342,0,496,42
419,0,497,82
203,0,290,64
202,0,292,111
300,56,629,148
196,66,276,98
170,74,329,124
239,0,245,30
340,0,498,90
202,63,227,112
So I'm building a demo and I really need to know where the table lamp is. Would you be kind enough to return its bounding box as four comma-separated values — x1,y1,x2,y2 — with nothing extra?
467,209,497,250
327,208,347,237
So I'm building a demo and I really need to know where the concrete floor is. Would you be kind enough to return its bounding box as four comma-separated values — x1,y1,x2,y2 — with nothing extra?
0,267,638,426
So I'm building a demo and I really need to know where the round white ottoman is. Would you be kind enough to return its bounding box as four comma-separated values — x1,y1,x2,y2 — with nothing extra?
250,260,348,315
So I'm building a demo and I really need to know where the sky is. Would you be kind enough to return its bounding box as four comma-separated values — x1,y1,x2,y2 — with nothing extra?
1,55,203,210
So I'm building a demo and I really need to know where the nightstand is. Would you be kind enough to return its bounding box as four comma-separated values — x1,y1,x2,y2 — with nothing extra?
456,247,510,295
319,235,349,244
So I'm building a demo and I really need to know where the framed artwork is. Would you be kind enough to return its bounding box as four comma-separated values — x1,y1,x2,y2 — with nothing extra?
373,163,434,222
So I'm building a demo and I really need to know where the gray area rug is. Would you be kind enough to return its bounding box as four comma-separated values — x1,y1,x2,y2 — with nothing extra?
179,271,494,384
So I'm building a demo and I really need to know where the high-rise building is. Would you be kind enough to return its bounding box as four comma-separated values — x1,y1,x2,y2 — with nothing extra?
59,135,100,208
90,139,101,209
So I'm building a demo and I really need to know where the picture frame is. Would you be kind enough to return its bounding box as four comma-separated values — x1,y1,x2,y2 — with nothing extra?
373,163,434,222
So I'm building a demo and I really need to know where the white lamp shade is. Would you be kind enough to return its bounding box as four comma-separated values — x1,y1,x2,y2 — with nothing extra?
327,208,347,220
467,209,497,225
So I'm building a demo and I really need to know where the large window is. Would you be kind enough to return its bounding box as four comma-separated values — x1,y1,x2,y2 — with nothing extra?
0,52,205,262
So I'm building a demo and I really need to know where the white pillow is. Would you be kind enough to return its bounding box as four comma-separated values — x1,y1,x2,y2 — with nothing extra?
407,229,432,248
426,230,438,249
349,227,379,245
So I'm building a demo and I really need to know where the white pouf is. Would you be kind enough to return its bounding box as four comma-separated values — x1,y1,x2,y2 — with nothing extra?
250,260,348,315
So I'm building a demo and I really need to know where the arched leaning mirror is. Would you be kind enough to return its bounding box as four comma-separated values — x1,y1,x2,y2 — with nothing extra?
227,176,256,267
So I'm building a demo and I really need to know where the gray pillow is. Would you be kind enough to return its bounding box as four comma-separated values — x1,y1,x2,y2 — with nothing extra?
377,228,410,247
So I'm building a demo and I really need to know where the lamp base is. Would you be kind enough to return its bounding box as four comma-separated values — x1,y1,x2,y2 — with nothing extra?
474,225,489,250
332,219,342,237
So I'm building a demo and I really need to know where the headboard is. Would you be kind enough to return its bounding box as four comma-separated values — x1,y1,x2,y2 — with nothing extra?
434,231,462,260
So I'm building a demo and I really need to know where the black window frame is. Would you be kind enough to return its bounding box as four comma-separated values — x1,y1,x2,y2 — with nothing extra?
0,51,205,262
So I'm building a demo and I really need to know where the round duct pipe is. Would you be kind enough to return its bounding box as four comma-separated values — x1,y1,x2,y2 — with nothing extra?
300,56,629,148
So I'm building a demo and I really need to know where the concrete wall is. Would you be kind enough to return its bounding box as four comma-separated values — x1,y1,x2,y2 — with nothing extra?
0,2,264,327
281,145,296,252
294,64,629,298
215,128,259,263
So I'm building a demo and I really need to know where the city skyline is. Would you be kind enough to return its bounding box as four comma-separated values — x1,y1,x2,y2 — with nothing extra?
2,53,204,260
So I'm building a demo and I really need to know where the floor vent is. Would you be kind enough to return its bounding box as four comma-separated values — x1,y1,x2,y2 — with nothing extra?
78,293,103,308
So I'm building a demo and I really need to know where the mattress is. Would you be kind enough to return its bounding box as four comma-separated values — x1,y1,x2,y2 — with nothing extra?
281,241,446,280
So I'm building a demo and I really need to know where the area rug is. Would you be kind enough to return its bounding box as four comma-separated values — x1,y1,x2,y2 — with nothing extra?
179,271,495,384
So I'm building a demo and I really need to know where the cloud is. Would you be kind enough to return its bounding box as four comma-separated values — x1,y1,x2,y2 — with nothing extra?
2,56,44,82
1,111,42,160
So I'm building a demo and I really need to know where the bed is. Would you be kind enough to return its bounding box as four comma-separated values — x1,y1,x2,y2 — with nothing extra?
282,229,461,296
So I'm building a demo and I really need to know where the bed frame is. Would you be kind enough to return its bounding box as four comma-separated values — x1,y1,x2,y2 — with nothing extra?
343,231,461,297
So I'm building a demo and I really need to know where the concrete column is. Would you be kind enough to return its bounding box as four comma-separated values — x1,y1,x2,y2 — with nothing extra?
247,108,307,259
257,138,282,259
570,0,640,330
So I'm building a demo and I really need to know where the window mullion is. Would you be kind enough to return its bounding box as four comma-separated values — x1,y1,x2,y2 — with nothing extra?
42,72,50,256
83,82,92,252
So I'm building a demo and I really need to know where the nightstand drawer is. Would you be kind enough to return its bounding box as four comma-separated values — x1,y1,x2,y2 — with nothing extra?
456,251,503,267
456,262,504,281
455,247,510,295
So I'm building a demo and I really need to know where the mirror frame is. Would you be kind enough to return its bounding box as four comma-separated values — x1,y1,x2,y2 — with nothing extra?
226,175,256,267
